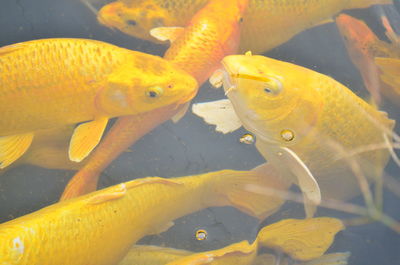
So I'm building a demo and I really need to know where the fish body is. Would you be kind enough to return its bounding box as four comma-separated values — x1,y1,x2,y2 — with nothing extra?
0,126,83,175
336,14,400,104
98,0,391,54
0,38,197,167
60,0,248,200
0,38,195,135
153,0,248,84
0,169,275,265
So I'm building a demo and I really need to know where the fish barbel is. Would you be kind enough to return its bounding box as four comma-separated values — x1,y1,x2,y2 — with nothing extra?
0,38,197,167
97,0,392,54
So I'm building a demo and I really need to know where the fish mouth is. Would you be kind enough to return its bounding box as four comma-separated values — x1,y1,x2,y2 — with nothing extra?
177,87,198,106
220,56,285,145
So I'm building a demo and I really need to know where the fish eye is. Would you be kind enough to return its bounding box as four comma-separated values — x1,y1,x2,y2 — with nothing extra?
262,77,282,96
126,19,137,26
239,17,244,23
145,86,164,98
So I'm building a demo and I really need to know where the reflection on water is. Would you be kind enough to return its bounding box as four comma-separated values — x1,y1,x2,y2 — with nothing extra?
0,0,400,265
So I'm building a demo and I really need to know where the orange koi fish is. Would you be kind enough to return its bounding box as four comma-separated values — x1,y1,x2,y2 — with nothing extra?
336,13,400,104
61,0,249,200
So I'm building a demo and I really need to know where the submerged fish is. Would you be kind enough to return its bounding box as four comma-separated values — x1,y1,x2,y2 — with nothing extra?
336,13,400,105
97,0,392,54
119,218,344,265
0,168,281,265
193,54,395,216
0,38,197,168
61,0,248,200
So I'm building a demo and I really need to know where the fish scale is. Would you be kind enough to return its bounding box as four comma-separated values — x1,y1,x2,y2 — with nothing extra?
0,39,125,134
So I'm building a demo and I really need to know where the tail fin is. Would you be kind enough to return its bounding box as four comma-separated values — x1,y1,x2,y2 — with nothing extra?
212,164,291,220
348,0,392,9
257,218,344,261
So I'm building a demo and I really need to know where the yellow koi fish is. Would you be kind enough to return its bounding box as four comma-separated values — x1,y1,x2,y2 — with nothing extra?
97,0,392,54
193,54,396,217
0,38,197,168
119,218,344,265
0,168,284,265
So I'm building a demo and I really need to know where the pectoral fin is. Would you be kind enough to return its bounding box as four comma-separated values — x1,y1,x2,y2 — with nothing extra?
278,147,321,217
87,183,127,205
0,133,34,169
171,102,191,123
150,27,184,42
192,99,242,134
69,117,108,162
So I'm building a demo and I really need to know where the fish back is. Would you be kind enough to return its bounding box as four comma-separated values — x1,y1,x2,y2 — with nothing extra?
0,38,130,135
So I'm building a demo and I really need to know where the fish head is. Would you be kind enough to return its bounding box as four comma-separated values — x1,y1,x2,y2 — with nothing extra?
97,1,172,43
220,54,322,145
100,54,198,116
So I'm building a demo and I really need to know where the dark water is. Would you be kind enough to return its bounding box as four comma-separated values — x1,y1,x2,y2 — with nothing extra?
0,0,400,264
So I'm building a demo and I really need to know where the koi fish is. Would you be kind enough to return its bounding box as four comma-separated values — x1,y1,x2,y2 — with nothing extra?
97,0,392,54
336,13,400,105
0,168,282,265
118,218,344,265
0,38,197,168
60,0,249,200
193,54,396,217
